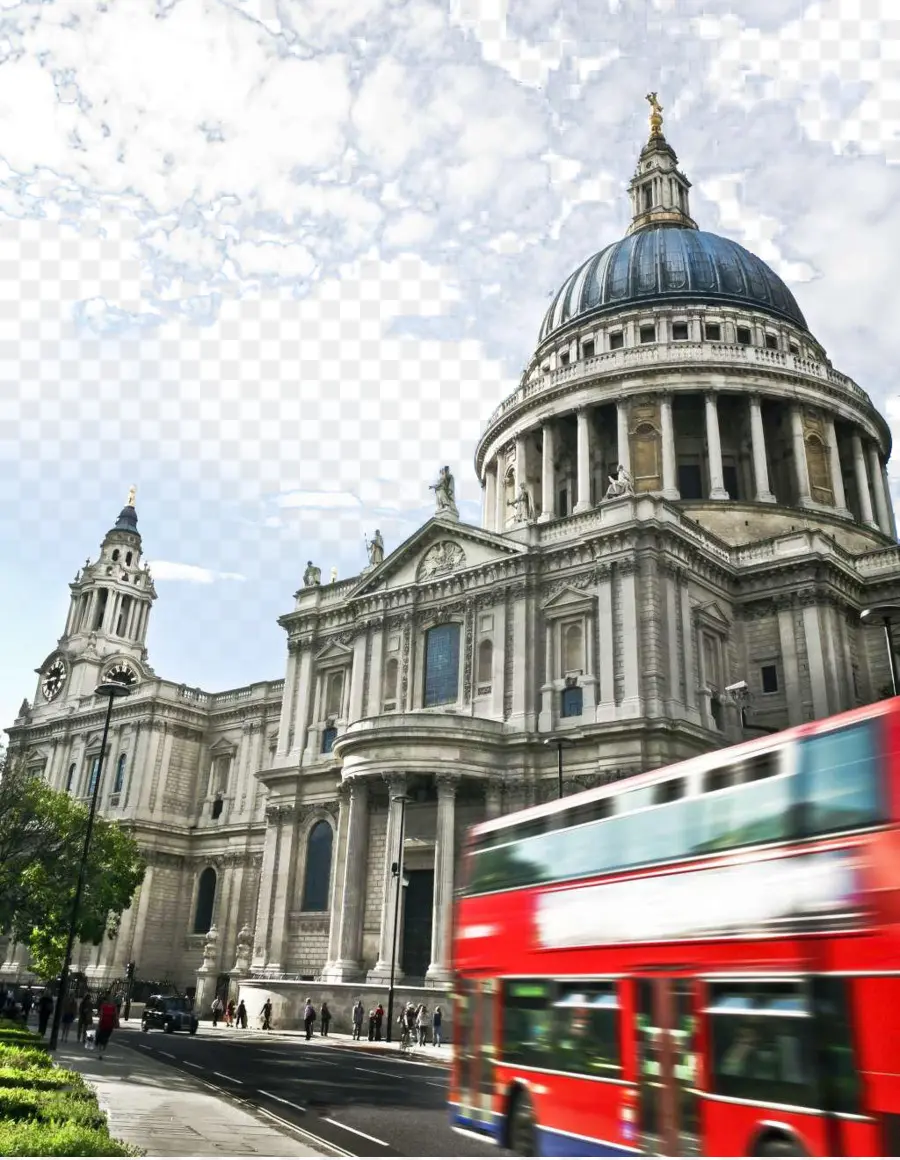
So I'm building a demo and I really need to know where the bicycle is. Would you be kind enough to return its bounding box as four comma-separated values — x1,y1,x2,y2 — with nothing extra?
398,1025,412,1053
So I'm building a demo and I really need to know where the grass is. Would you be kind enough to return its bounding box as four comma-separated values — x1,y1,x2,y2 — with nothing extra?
0,1018,139,1156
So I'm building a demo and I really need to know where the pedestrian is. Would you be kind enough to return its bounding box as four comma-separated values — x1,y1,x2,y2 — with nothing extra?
61,995,77,1042
416,1003,428,1047
37,991,54,1037
352,999,364,1040
261,998,273,1031
236,1000,248,1029
95,992,119,1060
226,998,235,1027
21,988,33,1023
432,1005,443,1048
78,994,93,1045
211,996,224,1027
320,1000,330,1037
303,998,316,1040
367,1009,375,1041
374,1002,384,1041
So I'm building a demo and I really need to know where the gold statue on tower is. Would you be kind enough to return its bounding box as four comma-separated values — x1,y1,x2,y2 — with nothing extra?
646,91,663,138
127,485,136,507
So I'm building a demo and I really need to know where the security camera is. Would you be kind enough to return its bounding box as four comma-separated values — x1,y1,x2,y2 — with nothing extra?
725,680,749,694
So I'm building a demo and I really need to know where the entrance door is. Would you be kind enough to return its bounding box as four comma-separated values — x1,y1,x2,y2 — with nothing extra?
401,869,434,979
635,977,701,1156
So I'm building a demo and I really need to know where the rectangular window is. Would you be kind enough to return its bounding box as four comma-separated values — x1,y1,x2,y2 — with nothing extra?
808,976,862,1115
705,322,722,341
761,664,778,694
639,324,656,344
321,726,338,754
797,719,885,836
581,339,595,359
86,756,101,798
501,980,553,1069
559,350,570,367
609,331,624,350
672,321,689,341
765,334,779,350
736,326,752,345
723,463,739,500
423,623,462,708
552,983,622,1079
789,343,799,356
561,686,583,718
557,488,568,517
708,981,817,1110
678,463,703,500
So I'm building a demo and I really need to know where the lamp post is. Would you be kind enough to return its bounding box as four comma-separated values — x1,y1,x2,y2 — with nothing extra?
860,605,900,698
49,680,131,1051
543,736,577,799
385,792,410,1044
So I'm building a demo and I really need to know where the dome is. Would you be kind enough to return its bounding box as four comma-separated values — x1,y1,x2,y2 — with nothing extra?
539,227,808,344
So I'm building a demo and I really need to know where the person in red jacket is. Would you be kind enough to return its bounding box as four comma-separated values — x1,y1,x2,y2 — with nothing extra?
95,993,119,1059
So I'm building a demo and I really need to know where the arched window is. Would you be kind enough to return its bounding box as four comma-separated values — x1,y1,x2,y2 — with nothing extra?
193,867,217,934
383,657,399,707
806,434,833,504
301,820,333,911
477,639,493,685
325,672,343,719
423,623,461,708
564,623,584,673
86,755,101,798
113,754,127,795
65,763,76,793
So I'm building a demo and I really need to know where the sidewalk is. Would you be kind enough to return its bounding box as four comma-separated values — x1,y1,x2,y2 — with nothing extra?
55,1037,330,1156
201,1021,452,1068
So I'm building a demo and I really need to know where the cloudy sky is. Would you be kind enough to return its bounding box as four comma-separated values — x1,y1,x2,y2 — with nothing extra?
1,0,898,731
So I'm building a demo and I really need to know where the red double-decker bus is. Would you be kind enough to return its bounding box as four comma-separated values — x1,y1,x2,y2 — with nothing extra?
449,699,900,1157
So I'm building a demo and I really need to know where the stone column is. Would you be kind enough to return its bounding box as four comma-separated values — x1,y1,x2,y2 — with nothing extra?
539,421,556,522
484,464,497,532
616,400,631,474
822,416,850,515
494,457,507,531
369,775,407,980
485,781,502,820
803,604,830,719
618,561,641,717
777,605,804,726
790,404,813,507
882,464,898,539
659,393,679,499
366,627,385,717
514,437,527,498
427,773,459,984
748,394,776,502
595,565,614,719
251,808,282,969
323,784,351,972
347,634,368,723
574,409,592,513
264,806,299,970
868,444,892,535
852,432,877,527
275,646,300,757
327,780,370,979
705,392,728,499
288,650,314,759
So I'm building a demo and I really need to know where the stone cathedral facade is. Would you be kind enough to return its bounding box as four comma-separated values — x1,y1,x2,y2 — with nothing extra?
5,112,900,1022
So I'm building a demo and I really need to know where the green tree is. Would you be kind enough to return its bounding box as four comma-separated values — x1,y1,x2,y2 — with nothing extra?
0,750,145,978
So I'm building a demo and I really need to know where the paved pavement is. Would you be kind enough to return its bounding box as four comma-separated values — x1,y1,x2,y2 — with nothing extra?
54,1036,335,1156
194,1020,452,1068
113,1022,505,1157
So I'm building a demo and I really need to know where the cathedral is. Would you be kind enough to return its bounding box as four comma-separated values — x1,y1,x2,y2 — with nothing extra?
5,105,900,1027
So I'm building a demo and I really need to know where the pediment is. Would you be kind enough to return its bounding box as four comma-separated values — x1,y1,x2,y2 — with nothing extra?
315,640,354,664
541,583,595,614
694,600,731,629
349,516,527,597
209,737,237,756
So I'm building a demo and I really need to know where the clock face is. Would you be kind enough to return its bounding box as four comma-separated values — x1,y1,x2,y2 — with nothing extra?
105,662,138,688
41,658,68,702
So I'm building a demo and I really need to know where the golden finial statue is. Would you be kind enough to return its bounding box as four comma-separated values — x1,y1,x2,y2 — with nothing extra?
127,485,136,507
646,91,663,138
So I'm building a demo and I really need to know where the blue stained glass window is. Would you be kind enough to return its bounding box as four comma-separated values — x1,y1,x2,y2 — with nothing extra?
86,756,101,797
561,687,583,718
113,754,127,795
321,727,338,754
424,623,461,707
302,821,334,911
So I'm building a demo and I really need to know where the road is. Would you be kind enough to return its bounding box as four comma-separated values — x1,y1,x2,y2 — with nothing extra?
117,1025,506,1157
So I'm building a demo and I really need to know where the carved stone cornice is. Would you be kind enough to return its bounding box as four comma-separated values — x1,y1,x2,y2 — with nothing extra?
142,849,186,871
436,772,461,796
264,802,297,824
382,773,407,796
615,558,639,577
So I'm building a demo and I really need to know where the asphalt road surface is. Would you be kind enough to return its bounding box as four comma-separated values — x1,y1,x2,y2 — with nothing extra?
117,1025,506,1157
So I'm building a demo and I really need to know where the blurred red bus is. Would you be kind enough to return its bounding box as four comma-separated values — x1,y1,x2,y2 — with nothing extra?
449,698,900,1157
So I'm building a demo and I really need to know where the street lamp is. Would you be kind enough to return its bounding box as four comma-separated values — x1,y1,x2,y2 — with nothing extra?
543,736,577,799
385,792,410,1044
860,605,900,698
49,680,131,1051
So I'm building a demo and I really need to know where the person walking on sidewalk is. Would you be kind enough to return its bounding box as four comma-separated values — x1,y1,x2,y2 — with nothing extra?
236,1000,248,1029
261,998,273,1031
37,991,54,1037
96,993,119,1060
211,996,224,1027
416,1003,429,1047
352,1000,364,1040
432,1005,443,1047
367,1008,376,1041
303,998,316,1040
61,995,77,1042
320,1001,331,1036
225,998,235,1027
374,1002,384,1041
77,994,93,1046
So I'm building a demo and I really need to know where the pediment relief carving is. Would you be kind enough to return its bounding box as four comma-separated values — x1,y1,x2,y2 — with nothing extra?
417,540,467,582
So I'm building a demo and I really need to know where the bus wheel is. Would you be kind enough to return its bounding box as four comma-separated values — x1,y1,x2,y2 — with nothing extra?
756,1135,806,1157
508,1089,537,1156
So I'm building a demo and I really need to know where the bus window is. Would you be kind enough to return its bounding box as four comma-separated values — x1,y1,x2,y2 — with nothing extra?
501,980,553,1070
551,982,622,1080
798,720,886,836
808,975,862,1115
654,778,685,805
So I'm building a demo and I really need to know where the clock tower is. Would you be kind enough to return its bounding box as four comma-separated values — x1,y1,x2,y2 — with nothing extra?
34,488,157,710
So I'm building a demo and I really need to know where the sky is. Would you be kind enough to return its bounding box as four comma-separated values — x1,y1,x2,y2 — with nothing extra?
1,0,899,732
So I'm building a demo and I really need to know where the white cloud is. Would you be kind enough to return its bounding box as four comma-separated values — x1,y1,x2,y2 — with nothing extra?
276,490,362,510
148,561,246,583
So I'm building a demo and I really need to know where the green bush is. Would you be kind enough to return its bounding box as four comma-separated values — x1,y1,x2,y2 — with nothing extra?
0,1085,105,1130
0,1119,138,1156
0,1066,87,1092
0,1043,53,1070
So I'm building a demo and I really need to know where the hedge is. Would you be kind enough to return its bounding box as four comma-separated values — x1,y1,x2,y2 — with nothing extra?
0,1120,137,1157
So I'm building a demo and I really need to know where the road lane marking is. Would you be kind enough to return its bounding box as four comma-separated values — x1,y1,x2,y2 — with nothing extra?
159,1051,176,1059
212,1071,243,1084
258,1090,306,1113
254,1107,353,1158
136,1044,152,1051
185,1061,204,1070
322,1118,390,1148
354,1065,406,1080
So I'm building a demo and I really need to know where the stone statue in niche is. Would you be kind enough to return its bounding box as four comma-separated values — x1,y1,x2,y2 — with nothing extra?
604,465,635,499
303,561,322,587
508,482,534,522
366,529,385,568
430,465,459,517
